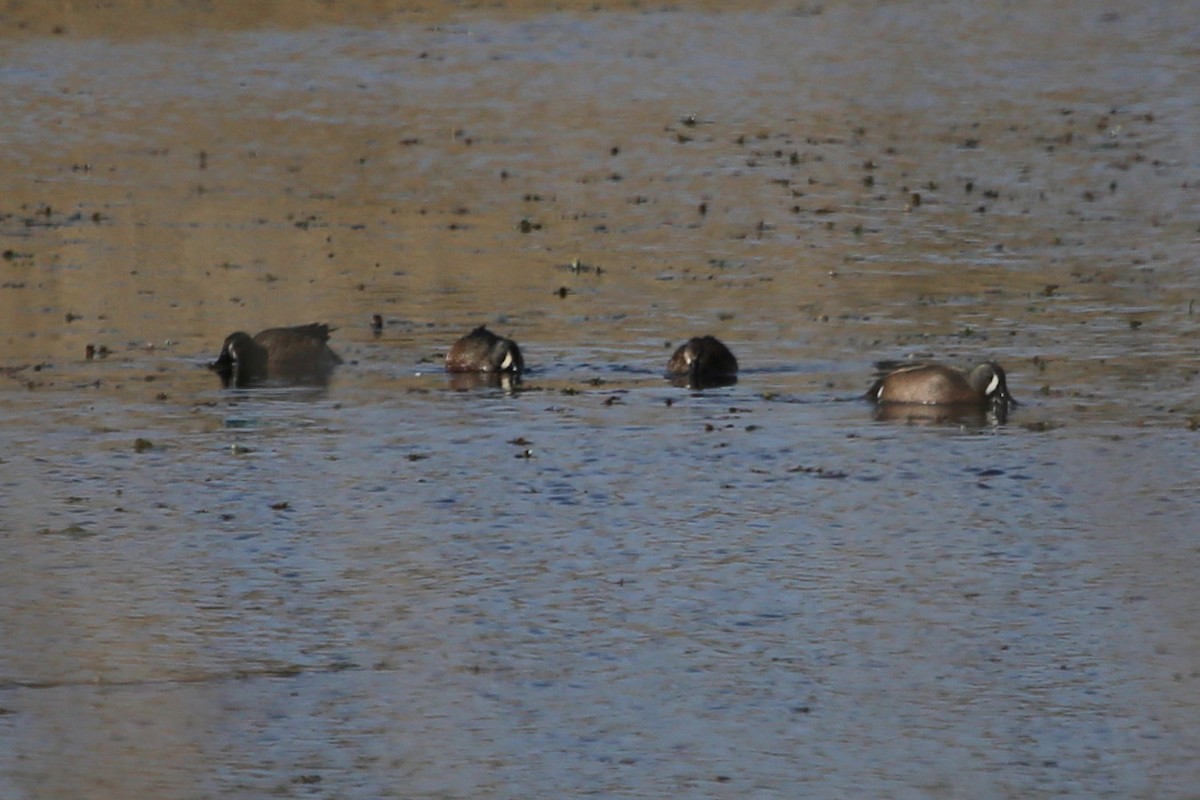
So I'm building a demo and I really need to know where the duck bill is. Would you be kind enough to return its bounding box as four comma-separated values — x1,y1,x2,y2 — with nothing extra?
208,351,237,387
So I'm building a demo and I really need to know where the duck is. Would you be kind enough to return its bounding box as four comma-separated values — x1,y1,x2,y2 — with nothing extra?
666,335,738,388
209,323,341,388
445,326,524,374
866,360,1014,420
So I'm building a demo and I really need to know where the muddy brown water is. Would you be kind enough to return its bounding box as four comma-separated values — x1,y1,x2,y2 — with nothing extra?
2,2,1199,797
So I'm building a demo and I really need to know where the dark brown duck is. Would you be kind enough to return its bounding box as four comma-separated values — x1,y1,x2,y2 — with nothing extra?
209,323,342,388
445,326,524,374
666,335,738,388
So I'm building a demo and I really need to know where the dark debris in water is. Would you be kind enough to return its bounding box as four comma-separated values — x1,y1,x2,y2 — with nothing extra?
787,465,849,479
3,204,104,232
1,364,35,380
39,524,96,539
556,257,603,274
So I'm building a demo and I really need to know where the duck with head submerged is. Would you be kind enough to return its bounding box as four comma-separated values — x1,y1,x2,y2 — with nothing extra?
666,335,738,389
445,326,524,375
866,360,1015,422
209,323,342,388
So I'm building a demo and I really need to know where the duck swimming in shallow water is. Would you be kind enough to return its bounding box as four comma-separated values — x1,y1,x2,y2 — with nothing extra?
209,323,342,388
666,335,738,388
866,360,1014,421
445,326,524,374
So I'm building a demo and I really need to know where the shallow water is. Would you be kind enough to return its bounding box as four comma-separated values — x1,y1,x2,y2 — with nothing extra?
3,2,1200,797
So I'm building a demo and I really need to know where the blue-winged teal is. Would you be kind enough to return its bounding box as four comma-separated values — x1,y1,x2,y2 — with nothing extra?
445,326,524,374
666,335,738,388
209,323,342,388
866,361,1013,417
